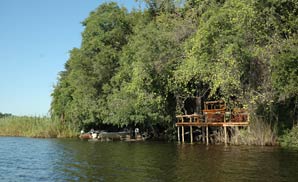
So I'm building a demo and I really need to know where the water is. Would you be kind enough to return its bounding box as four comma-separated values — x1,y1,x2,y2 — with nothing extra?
0,137,298,182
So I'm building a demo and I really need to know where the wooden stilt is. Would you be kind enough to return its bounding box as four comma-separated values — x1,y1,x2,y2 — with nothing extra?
181,117,184,143
182,126,185,143
204,115,208,144
247,113,250,132
235,126,238,145
202,127,205,143
206,126,209,145
190,126,193,144
190,116,193,144
177,126,180,142
224,126,227,145
224,110,227,145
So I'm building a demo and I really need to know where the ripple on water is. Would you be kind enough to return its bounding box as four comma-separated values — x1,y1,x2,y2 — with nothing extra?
1,138,298,182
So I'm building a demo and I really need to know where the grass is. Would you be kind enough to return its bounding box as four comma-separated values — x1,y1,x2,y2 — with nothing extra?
210,116,278,146
0,116,79,138
229,117,278,146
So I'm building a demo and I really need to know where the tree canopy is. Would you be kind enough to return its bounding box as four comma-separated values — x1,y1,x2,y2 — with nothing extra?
51,0,298,133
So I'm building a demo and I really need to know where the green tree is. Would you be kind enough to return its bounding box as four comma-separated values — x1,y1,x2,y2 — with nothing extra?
103,12,189,129
51,2,132,126
50,0,298,140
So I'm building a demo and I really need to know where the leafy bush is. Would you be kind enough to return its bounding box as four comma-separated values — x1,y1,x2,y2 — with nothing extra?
280,125,298,148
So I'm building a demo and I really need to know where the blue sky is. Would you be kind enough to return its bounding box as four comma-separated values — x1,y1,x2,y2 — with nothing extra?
0,0,141,116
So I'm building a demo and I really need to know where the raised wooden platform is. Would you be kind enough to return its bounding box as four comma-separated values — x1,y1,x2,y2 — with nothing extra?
176,121,249,127
175,114,249,145
175,100,249,145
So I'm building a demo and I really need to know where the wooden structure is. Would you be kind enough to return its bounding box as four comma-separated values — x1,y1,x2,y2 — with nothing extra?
176,100,249,145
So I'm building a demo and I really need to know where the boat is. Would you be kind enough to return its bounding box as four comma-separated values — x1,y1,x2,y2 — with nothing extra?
81,128,148,142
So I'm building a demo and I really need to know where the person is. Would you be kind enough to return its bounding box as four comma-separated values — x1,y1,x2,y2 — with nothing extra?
90,129,98,139
135,128,139,135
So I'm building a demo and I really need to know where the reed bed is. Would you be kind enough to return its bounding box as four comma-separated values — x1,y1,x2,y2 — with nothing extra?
210,116,278,145
229,117,278,146
0,116,78,138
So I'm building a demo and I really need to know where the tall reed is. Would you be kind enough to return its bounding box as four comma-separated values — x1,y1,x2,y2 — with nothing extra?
229,117,278,145
0,116,78,138
211,116,278,145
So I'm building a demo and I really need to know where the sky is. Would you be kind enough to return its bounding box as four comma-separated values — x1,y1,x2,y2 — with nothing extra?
0,0,142,116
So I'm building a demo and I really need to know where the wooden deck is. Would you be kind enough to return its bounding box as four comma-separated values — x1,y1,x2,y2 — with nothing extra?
176,121,249,127
175,101,249,145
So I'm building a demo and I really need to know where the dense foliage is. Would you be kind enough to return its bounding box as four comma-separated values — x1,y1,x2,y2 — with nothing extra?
51,0,298,138
280,125,298,148
0,112,12,118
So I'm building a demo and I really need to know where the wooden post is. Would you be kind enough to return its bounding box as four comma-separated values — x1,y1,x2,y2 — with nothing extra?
206,126,209,145
205,114,208,145
224,111,227,145
182,126,185,143
224,126,227,145
182,117,184,143
202,127,205,143
177,126,180,143
190,126,193,144
235,126,238,145
248,113,250,132
190,116,193,144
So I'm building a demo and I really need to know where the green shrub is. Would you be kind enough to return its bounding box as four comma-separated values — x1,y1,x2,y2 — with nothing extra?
280,125,298,148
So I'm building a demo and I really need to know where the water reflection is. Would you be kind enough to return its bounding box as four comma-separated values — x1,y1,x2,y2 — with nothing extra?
0,137,298,182
53,140,180,181
175,144,298,182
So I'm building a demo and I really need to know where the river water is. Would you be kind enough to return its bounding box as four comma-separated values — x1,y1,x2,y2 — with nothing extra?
0,137,297,182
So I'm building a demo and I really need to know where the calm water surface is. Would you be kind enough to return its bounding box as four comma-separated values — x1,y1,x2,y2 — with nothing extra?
0,137,298,182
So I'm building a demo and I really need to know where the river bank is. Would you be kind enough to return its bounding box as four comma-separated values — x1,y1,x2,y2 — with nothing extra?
1,116,298,148
0,116,77,138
